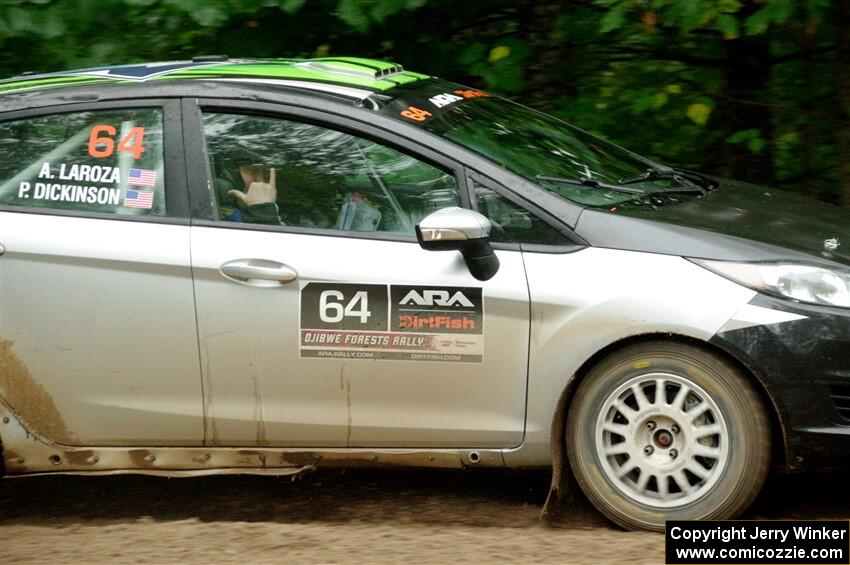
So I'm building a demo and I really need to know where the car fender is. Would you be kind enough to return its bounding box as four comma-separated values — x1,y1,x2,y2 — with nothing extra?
504,247,759,468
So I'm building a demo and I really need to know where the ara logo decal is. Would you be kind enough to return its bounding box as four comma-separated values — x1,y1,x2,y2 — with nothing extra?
399,289,475,308
428,92,463,108
391,286,483,335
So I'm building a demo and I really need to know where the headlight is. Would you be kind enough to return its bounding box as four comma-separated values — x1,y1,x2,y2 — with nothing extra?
693,260,850,308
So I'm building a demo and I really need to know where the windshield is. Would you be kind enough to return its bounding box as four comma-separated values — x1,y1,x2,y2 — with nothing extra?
379,80,688,208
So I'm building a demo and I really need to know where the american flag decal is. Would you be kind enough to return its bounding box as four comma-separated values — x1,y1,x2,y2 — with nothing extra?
128,168,157,187
124,189,154,209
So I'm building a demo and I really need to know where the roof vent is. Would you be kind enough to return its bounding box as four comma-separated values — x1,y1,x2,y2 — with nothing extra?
295,60,404,81
192,55,229,63
375,64,404,79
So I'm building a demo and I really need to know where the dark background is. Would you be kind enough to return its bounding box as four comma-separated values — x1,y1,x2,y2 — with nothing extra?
2,0,848,206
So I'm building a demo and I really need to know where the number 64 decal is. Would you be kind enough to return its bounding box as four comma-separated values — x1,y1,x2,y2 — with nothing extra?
319,290,371,324
300,283,388,331
88,125,146,159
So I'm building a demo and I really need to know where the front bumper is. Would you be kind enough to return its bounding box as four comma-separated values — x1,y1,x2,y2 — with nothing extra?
711,294,850,471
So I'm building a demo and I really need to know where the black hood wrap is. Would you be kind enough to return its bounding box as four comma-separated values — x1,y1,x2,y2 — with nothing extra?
576,178,850,267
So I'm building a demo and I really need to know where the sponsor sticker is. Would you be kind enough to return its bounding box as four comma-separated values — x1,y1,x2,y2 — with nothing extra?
390,285,483,334
385,83,491,125
124,189,154,209
300,283,483,363
16,161,123,206
15,160,158,208
13,123,158,209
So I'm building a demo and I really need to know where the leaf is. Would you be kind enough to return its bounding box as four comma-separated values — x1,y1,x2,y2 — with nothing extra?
480,63,524,94
716,14,739,39
745,0,794,35
6,7,32,33
489,45,511,63
686,103,712,125
458,42,487,67
600,4,627,33
279,0,305,14
717,0,743,14
747,137,766,153
190,5,228,27
726,128,765,152
336,0,369,33
371,0,406,23
641,11,658,28
651,92,669,108
664,84,682,94
631,91,665,113
668,0,710,33
776,131,801,147
726,129,753,143
38,7,66,39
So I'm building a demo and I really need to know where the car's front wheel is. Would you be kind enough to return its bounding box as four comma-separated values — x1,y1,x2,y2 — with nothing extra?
566,341,771,531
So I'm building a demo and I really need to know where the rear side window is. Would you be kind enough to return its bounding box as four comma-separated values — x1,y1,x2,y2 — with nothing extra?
0,109,166,216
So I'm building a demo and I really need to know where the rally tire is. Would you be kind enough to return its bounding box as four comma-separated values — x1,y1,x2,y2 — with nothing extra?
566,341,771,531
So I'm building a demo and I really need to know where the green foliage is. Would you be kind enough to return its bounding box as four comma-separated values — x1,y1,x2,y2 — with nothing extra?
727,129,766,154
0,0,847,204
686,104,712,126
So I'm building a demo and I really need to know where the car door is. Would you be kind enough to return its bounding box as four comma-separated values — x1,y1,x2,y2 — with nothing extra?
0,101,204,445
184,100,531,448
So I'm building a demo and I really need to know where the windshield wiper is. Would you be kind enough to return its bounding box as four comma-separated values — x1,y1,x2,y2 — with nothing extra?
619,167,714,193
536,175,646,195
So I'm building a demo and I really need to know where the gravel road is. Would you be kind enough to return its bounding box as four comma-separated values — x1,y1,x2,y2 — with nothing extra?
1,468,848,564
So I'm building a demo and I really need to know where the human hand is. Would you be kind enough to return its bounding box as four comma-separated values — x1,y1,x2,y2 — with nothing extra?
230,167,276,206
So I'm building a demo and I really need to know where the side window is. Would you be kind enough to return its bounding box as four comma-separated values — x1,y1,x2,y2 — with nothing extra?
0,109,166,216
474,180,572,246
201,112,460,234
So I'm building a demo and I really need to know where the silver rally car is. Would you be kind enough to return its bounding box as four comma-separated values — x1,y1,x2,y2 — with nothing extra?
1,57,848,531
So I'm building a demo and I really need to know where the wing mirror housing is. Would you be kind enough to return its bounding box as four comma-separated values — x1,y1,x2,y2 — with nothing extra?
415,207,500,281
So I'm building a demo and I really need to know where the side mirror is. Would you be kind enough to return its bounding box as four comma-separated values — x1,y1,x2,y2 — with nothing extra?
415,207,500,281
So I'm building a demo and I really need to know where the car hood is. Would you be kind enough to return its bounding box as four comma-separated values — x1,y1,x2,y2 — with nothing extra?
613,178,850,266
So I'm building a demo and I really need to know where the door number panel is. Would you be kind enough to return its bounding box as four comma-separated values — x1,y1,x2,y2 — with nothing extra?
300,283,483,363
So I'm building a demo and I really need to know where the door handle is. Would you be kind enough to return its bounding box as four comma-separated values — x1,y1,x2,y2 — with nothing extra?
219,258,298,285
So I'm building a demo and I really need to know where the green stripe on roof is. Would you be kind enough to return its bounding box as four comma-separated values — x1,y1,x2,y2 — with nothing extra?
1,57,430,96
387,73,422,85
155,72,382,92
173,63,404,90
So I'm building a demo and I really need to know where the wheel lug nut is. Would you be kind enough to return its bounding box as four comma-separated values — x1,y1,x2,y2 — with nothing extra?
670,449,678,459
644,445,654,455
671,425,680,434
646,421,657,431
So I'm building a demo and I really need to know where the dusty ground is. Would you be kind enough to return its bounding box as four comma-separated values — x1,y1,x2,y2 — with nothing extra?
0,468,848,565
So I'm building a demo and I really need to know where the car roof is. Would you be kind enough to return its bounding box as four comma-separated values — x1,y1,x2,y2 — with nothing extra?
0,56,430,100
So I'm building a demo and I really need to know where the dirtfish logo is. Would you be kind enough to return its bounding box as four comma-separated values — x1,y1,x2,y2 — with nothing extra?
400,289,474,308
